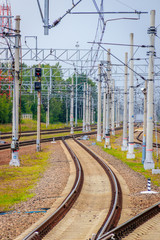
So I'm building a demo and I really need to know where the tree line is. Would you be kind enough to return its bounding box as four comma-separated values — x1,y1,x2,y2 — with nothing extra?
0,63,96,124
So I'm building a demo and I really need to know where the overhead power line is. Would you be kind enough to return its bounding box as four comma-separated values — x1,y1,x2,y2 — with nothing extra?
70,11,148,14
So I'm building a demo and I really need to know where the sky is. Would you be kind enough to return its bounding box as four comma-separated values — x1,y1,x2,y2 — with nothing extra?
2,0,160,84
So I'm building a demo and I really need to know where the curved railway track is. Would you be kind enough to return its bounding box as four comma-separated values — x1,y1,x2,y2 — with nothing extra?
19,137,122,240
0,131,96,151
136,130,160,148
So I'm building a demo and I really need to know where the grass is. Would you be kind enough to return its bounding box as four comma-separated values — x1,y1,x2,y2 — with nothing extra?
0,119,83,133
92,130,160,187
0,148,50,212
0,120,67,133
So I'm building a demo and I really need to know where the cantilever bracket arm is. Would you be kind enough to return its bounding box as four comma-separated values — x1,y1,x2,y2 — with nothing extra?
36,0,44,23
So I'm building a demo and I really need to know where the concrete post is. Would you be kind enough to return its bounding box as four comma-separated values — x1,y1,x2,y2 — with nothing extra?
144,10,156,169
111,79,115,136
83,83,86,132
88,85,91,131
46,86,50,128
10,16,21,166
91,97,94,124
142,81,147,163
36,79,41,152
105,50,111,148
127,33,135,159
97,64,102,142
75,70,78,127
86,82,89,132
122,52,128,151
44,0,49,35
103,81,106,139
70,76,74,134
66,85,68,125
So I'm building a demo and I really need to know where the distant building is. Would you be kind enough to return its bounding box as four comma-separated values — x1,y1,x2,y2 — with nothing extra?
22,114,33,120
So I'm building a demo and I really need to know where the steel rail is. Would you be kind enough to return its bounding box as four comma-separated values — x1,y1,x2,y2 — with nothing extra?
0,131,97,151
22,138,84,240
98,202,160,240
0,125,97,139
73,138,122,239
135,130,160,148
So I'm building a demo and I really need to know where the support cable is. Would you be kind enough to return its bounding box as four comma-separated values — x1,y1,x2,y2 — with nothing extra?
98,44,146,81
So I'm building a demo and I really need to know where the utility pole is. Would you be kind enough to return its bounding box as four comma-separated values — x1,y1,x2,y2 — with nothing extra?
88,85,91,131
36,66,41,152
86,82,89,132
127,33,135,159
46,86,50,128
66,85,69,125
103,79,106,139
97,64,102,142
83,82,86,132
44,0,49,35
122,52,128,151
70,76,74,134
111,79,115,136
141,83,147,163
75,41,79,127
10,16,21,167
91,97,94,124
105,50,111,148
144,10,156,169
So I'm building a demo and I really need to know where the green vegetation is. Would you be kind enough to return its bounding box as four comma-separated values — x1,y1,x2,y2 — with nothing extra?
0,63,97,126
93,131,160,187
0,148,50,211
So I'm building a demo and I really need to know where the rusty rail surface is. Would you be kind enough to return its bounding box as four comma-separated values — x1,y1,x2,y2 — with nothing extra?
73,138,123,239
22,138,84,240
98,202,160,240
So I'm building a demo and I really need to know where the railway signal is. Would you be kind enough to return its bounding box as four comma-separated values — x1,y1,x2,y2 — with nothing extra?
36,65,42,152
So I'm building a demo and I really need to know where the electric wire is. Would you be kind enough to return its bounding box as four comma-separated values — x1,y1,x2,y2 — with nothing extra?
114,0,136,11
98,44,146,81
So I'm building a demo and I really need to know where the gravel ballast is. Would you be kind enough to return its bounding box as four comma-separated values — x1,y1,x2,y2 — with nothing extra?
0,136,160,240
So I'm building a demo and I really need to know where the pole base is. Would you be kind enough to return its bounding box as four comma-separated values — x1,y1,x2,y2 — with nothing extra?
97,134,101,142
121,139,128,151
152,169,160,174
104,144,111,149
127,143,135,159
10,151,20,167
112,130,115,136
121,145,128,151
127,152,135,159
144,151,155,170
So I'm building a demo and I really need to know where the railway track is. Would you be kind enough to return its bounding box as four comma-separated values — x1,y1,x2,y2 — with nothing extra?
136,130,160,148
18,137,122,240
0,126,97,140
97,202,160,240
0,131,96,151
